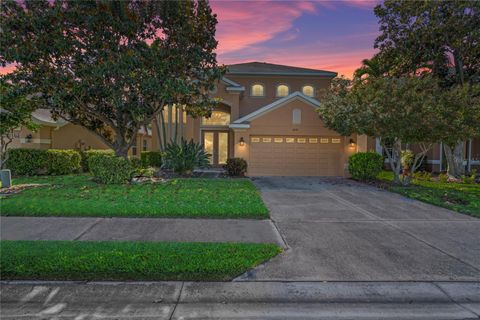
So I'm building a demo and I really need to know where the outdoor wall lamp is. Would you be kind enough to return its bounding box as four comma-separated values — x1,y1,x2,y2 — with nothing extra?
349,138,356,147
25,134,33,143
239,137,245,146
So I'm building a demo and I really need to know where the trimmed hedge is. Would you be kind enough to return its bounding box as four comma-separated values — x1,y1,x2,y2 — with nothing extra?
5,148,81,176
348,152,384,181
5,148,48,176
46,150,81,175
224,158,248,177
88,154,135,184
80,149,115,172
141,151,162,168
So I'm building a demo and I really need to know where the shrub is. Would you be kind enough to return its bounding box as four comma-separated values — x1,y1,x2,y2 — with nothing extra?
79,149,115,172
224,158,248,177
5,148,48,176
412,171,431,182
130,157,143,169
88,154,135,184
141,151,163,168
461,169,477,184
438,172,449,183
46,149,81,175
400,149,414,170
163,138,210,175
135,167,156,178
348,152,383,181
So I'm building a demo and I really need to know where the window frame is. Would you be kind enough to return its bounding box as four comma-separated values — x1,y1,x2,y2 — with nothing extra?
301,84,315,97
275,83,290,97
250,83,266,97
292,108,302,125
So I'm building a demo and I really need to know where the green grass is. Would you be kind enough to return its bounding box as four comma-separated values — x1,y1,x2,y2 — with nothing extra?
377,171,480,217
0,175,269,218
0,240,281,281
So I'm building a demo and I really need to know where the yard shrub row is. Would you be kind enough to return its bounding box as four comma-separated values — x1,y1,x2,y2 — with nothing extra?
5,148,81,176
88,153,135,184
79,149,115,172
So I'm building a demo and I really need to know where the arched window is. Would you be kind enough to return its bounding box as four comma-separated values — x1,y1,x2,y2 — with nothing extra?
276,84,289,97
251,84,265,97
292,108,301,125
202,110,231,126
302,85,315,97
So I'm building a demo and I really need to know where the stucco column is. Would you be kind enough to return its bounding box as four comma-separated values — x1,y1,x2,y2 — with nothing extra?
356,134,368,153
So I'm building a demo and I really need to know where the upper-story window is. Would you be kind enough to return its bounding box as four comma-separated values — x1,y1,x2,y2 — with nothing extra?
302,85,315,97
251,84,265,97
276,84,289,97
202,110,230,126
292,108,301,125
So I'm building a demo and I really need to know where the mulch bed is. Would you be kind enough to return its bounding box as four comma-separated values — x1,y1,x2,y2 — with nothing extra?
0,184,48,196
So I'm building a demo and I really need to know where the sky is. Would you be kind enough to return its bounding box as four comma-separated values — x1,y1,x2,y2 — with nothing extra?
211,0,381,78
1,0,381,78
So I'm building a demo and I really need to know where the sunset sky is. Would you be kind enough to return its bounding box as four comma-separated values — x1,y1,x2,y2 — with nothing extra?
211,0,381,78
1,0,381,78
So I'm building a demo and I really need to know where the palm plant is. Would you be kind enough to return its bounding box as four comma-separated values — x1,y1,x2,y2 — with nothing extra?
353,56,385,81
163,138,210,175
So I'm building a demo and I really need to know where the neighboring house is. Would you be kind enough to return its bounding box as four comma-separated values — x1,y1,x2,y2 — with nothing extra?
11,109,152,156
10,61,479,176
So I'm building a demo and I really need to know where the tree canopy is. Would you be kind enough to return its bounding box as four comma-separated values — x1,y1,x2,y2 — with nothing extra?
0,0,224,157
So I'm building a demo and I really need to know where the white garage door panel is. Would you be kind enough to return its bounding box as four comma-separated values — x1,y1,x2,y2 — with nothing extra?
249,136,343,176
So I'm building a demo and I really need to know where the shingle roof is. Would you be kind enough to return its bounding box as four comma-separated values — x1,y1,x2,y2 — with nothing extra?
226,62,337,77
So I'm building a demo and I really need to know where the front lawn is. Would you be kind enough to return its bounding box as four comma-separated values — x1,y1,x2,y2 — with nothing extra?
377,171,480,217
0,240,281,281
0,175,269,219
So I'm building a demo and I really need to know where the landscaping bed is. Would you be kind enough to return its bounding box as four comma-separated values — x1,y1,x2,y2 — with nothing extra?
377,171,480,218
0,240,281,281
0,175,269,219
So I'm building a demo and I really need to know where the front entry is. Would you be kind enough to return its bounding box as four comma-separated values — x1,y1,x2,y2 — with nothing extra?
202,131,229,166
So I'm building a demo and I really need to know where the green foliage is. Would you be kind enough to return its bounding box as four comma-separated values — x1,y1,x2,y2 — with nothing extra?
129,157,143,170
3,175,269,218
141,151,163,167
400,150,414,170
1,0,224,157
79,149,115,172
46,149,81,175
135,167,156,178
348,152,384,181
164,138,210,175
0,240,281,281
461,169,477,185
0,77,39,168
412,171,432,182
88,154,135,184
378,171,480,217
224,158,248,177
438,173,449,184
5,148,48,176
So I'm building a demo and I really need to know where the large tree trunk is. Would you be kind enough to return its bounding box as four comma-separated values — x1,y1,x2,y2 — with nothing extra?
444,142,465,178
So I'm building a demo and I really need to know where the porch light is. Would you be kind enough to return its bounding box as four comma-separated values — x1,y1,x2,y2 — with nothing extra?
349,138,356,147
239,137,245,146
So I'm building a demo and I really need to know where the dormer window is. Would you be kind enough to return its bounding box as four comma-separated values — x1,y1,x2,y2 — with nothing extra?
251,84,265,97
302,85,315,97
276,84,289,97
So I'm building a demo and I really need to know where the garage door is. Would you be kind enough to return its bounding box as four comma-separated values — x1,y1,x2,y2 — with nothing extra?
248,136,344,176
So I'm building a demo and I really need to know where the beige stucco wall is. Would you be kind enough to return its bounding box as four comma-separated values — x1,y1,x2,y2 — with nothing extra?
226,75,332,117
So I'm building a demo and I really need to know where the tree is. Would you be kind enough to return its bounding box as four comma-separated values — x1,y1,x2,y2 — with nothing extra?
353,55,388,81
373,0,480,177
0,0,224,158
0,77,38,168
317,75,479,185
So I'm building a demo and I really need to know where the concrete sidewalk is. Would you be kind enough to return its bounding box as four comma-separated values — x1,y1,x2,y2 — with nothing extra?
0,217,285,246
1,281,479,319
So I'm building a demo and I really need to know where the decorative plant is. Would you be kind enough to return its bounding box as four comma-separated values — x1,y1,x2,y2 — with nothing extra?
163,138,210,175
224,158,248,177
348,152,383,181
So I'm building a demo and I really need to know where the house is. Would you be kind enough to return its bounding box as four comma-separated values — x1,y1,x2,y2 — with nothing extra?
11,109,153,157
10,61,479,175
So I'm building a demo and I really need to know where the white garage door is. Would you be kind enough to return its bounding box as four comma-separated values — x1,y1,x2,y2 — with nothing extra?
248,136,344,176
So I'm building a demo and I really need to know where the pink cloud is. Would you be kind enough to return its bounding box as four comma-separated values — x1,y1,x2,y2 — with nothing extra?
211,0,317,54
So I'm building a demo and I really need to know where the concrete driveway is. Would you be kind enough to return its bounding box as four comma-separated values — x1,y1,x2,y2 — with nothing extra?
238,177,480,281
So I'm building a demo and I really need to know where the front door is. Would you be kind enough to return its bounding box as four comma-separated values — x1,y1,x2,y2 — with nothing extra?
202,131,229,166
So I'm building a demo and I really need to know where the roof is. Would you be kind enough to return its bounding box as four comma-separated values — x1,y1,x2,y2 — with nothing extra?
221,76,245,92
229,91,321,129
32,109,68,127
226,62,337,77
